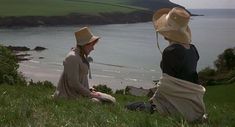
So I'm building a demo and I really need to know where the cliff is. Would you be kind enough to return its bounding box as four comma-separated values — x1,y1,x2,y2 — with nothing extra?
0,0,187,28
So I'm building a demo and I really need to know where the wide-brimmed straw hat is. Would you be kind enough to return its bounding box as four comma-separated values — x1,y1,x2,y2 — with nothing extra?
75,27,100,46
153,7,191,44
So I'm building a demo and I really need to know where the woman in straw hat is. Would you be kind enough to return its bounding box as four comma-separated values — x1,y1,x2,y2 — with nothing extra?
53,27,102,100
126,7,206,122
149,7,207,122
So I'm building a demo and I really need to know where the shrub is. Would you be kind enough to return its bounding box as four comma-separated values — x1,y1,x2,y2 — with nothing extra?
115,89,125,94
0,45,26,85
28,80,55,88
227,69,235,79
214,48,235,72
198,67,216,77
199,47,235,85
115,87,131,95
93,84,113,94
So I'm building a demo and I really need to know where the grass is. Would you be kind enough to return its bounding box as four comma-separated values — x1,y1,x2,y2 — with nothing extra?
0,0,147,17
0,83,235,126
203,83,235,126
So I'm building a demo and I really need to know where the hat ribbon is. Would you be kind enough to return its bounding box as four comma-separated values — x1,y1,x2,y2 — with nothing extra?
155,32,163,55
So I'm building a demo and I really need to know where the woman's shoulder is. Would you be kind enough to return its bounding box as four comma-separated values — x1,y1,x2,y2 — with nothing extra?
162,44,185,61
189,44,197,49
65,50,82,62
165,44,198,52
164,44,185,54
189,44,200,59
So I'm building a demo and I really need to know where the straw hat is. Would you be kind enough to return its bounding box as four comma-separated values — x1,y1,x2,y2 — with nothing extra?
152,7,191,44
75,27,100,46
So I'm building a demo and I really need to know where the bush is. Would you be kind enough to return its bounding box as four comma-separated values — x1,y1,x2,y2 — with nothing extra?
115,87,131,95
198,67,216,83
93,84,113,94
199,47,235,85
227,69,235,79
214,48,235,72
199,67,216,77
0,45,26,85
115,89,125,94
28,80,55,88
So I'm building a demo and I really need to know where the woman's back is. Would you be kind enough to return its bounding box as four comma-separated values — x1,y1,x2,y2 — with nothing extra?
161,44,199,84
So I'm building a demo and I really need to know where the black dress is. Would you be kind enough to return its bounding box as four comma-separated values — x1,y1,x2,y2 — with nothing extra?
160,43,200,84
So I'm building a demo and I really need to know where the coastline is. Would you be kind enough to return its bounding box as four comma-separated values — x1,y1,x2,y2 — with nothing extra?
0,11,152,28
18,61,61,85
18,60,156,91
0,10,203,28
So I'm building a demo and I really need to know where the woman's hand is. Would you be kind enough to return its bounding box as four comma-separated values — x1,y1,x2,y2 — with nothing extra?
90,91,101,98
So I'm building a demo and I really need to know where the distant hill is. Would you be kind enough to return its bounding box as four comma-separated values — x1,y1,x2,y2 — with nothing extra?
125,0,183,11
0,0,185,27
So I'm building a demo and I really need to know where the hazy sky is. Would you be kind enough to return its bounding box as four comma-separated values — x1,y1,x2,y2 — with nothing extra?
170,0,235,9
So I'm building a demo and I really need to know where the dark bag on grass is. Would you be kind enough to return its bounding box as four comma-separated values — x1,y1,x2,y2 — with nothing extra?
125,101,155,114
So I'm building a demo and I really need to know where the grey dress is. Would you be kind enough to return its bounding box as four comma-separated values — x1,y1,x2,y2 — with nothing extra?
53,48,91,99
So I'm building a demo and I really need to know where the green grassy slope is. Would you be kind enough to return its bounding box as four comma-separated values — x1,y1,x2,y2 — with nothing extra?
0,0,147,16
0,83,235,126
204,83,235,126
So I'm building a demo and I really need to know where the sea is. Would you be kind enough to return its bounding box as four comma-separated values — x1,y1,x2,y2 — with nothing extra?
0,9,235,90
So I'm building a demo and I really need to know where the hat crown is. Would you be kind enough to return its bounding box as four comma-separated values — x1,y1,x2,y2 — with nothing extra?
75,27,94,46
152,7,191,44
167,7,190,28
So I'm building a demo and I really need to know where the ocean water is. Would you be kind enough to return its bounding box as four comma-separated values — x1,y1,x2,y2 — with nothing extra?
0,9,235,90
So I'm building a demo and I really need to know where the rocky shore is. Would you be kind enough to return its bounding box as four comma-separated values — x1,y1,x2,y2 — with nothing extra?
6,45,47,61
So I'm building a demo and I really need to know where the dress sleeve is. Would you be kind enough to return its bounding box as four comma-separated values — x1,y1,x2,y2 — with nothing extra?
161,47,184,77
64,55,91,97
